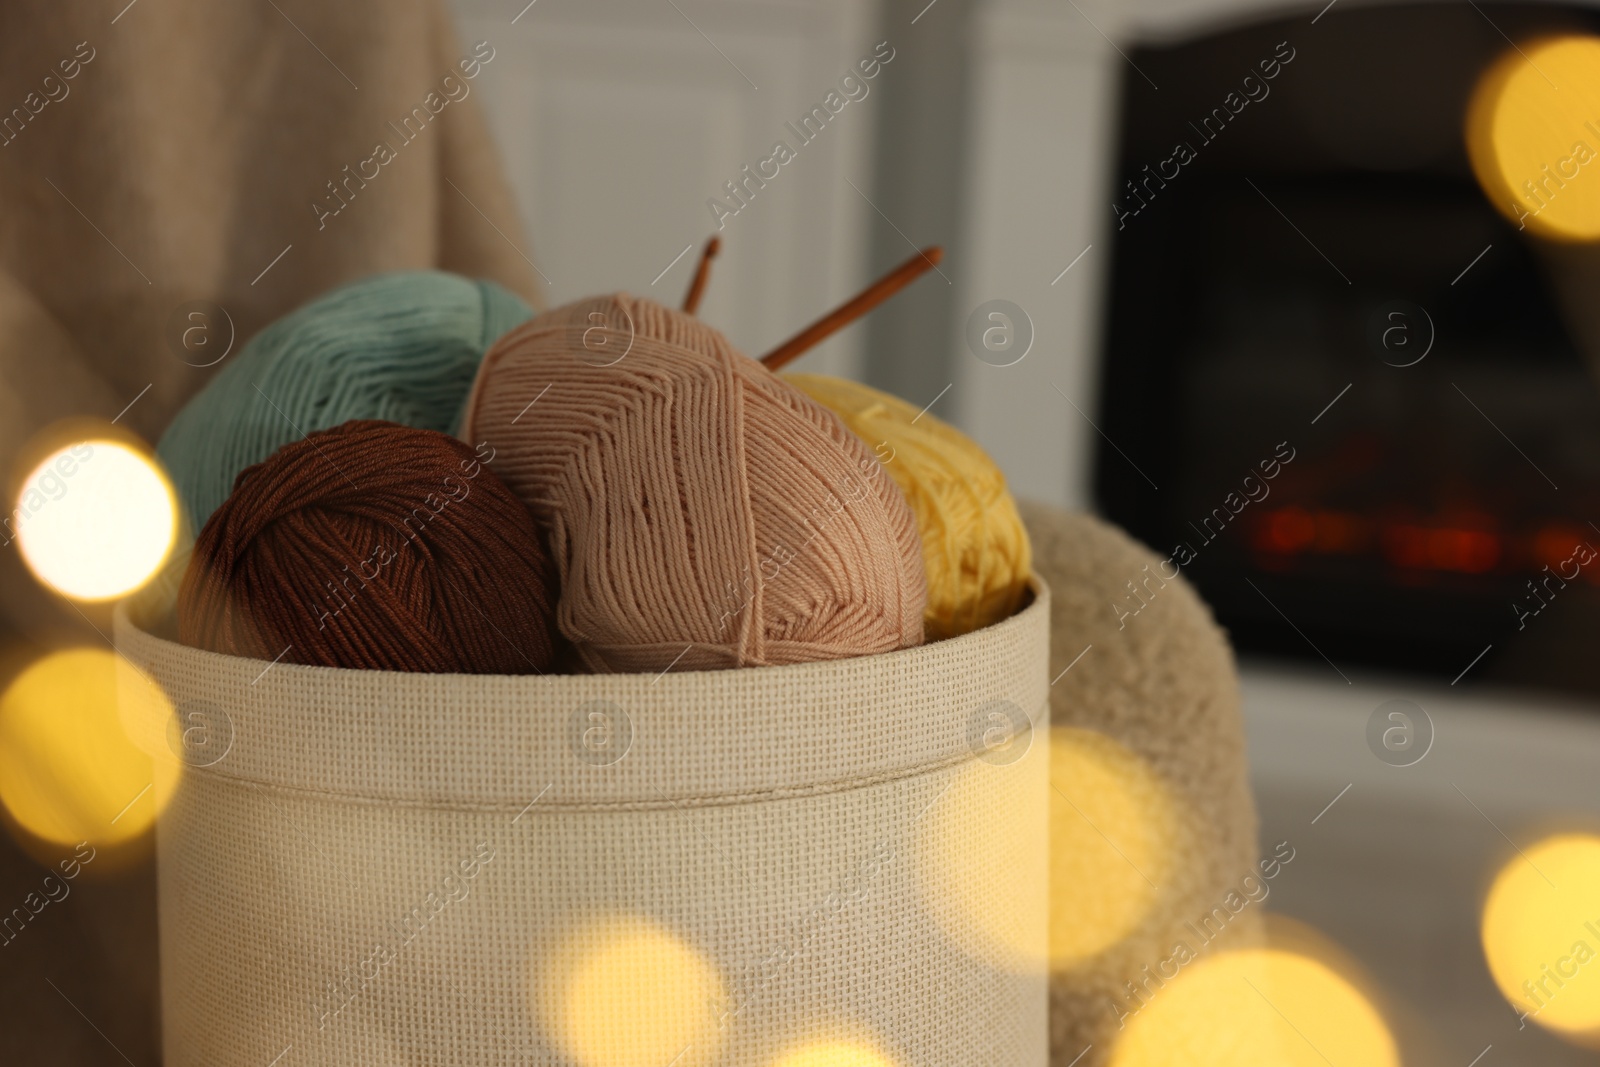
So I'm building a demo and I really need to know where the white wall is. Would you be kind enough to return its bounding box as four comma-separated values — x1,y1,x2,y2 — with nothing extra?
954,0,1121,511
450,0,884,380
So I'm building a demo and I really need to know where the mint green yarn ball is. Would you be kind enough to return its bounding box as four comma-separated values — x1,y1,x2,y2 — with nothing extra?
158,271,533,527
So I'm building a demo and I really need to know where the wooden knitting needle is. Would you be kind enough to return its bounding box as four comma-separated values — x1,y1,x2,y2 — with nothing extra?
759,246,944,370
681,236,721,315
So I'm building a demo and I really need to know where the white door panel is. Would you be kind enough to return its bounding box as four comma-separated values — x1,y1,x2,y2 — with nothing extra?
452,0,879,378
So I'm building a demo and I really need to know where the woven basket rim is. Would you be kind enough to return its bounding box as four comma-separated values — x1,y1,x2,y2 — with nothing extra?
116,576,1046,686
113,579,1050,808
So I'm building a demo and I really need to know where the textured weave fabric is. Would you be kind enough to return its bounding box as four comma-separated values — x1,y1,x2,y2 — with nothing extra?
157,271,533,527
114,583,1050,1067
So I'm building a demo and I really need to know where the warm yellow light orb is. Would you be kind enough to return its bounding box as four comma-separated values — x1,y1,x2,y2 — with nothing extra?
1109,947,1398,1067
0,648,179,846
769,1039,895,1067
917,725,1050,971
1467,36,1600,241
14,439,177,601
548,916,726,1067
1050,727,1180,968
1482,833,1600,1040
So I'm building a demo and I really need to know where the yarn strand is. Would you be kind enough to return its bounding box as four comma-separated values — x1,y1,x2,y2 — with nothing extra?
786,374,1031,640
460,294,928,672
179,421,559,674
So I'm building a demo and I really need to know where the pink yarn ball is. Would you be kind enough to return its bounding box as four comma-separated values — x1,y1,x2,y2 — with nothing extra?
460,294,927,673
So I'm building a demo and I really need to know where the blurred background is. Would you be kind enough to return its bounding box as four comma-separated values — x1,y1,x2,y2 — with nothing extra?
4,0,1600,1063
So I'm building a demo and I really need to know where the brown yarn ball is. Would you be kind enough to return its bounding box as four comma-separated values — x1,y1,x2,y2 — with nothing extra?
178,420,558,674
459,294,927,673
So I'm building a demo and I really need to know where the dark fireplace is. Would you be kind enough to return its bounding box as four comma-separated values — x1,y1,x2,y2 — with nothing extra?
1096,1,1600,695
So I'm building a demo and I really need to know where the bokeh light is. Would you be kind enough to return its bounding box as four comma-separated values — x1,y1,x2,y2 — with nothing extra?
1481,832,1600,1042
1109,938,1398,1067
1466,36,1600,241
769,1039,896,1067
917,723,1049,971
543,915,726,1067
1050,727,1181,969
0,648,179,846
14,438,178,602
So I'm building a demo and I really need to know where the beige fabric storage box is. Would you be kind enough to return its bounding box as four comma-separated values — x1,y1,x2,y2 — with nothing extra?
114,581,1050,1067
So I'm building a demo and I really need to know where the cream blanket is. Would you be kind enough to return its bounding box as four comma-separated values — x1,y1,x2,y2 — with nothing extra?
1020,502,1264,1066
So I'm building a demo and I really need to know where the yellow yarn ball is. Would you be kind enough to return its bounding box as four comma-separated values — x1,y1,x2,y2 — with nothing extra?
787,374,1031,640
